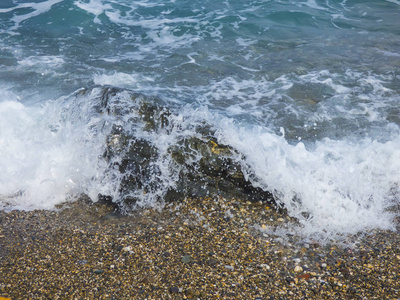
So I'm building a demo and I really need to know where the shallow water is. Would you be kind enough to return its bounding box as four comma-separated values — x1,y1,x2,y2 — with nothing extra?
1,0,400,239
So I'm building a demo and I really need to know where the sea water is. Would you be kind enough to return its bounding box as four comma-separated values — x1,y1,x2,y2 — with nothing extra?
1,0,400,239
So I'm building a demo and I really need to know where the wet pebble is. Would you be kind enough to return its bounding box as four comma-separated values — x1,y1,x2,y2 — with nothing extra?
169,287,179,294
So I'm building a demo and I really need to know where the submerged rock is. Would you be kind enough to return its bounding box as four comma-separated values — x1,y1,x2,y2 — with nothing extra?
76,86,275,209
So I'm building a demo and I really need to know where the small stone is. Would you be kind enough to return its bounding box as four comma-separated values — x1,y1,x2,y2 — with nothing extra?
207,258,218,266
285,277,294,283
77,259,87,265
340,267,350,275
185,288,195,298
294,265,303,273
181,255,192,263
170,287,179,294
224,265,234,271
143,276,156,284
257,264,270,270
321,263,327,268
296,273,311,280
310,241,320,248
122,246,132,252
93,269,104,274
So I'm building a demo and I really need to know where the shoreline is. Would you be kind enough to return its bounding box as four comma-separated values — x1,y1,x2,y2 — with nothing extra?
0,197,399,299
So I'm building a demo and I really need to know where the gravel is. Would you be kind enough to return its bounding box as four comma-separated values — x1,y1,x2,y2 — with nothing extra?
0,197,399,299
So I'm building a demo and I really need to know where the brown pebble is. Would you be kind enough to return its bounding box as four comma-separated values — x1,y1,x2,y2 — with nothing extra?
296,273,311,280
143,276,156,284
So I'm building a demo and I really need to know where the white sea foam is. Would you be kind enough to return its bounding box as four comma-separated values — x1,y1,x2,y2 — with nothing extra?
385,0,400,5
104,8,202,50
0,89,114,210
300,0,329,11
74,0,112,24
236,37,257,47
0,0,63,30
0,82,399,240
216,122,400,240
93,72,154,89
18,55,65,68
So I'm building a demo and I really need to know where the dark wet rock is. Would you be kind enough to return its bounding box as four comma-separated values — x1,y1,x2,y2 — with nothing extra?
76,87,275,208
166,136,274,203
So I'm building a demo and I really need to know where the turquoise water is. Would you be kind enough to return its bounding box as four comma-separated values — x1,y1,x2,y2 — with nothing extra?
1,0,400,238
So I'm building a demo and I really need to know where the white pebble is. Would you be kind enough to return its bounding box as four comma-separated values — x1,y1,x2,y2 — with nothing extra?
294,265,303,273
122,246,132,252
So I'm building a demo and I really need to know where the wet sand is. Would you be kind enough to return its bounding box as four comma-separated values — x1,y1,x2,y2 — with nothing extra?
0,197,399,299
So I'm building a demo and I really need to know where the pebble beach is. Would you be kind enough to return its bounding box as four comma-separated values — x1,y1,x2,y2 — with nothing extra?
1,197,399,299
